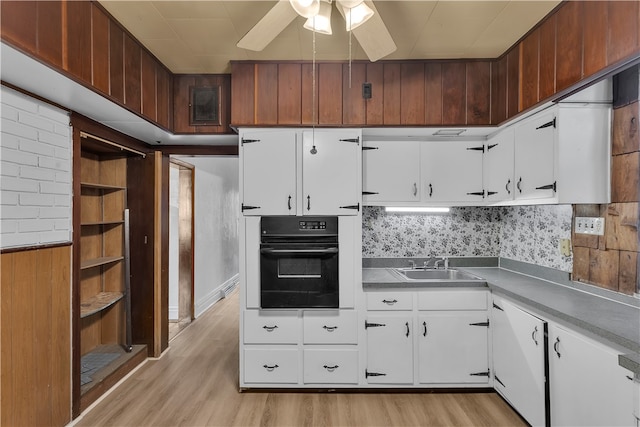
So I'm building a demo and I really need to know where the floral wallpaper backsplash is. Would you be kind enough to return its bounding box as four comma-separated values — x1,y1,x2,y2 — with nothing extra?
362,205,573,272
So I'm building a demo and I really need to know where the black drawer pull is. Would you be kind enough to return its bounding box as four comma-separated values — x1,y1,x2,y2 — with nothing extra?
262,325,278,332
263,364,279,372
323,365,339,372
382,299,397,305
322,325,338,332
554,337,561,358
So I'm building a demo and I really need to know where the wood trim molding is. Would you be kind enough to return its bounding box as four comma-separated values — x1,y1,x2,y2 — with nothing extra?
160,145,238,156
0,241,71,254
153,151,162,357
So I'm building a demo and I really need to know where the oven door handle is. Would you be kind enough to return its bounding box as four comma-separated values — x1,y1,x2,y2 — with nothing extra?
260,247,338,255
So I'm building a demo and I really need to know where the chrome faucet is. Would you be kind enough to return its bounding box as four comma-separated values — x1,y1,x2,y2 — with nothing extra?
434,257,449,269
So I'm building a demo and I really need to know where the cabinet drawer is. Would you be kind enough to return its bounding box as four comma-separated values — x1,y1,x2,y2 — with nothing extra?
303,310,358,344
244,310,300,344
366,292,413,310
244,348,299,384
303,349,358,384
418,290,487,311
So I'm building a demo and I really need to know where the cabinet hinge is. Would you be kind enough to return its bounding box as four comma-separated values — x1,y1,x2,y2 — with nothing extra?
241,138,260,145
339,203,360,211
535,181,557,193
469,320,490,327
467,145,485,153
241,203,260,212
535,117,556,130
494,375,506,388
362,146,378,151
470,369,490,377
492,302,504,311
487,191,498,196
340,137,360,144
365,321,386,329
466,190,485,198
487,143,498,150
362,191,379,196
365,369,387,378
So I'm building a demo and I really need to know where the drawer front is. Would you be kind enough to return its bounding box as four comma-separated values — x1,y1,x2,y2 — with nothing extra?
244,348,299,384
303,310,358,344
303,349,358,384
244,310,300,344
366,292,413,310
418,290,487,311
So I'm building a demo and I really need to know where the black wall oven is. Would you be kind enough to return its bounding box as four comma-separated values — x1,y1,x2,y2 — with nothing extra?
260,216,339,309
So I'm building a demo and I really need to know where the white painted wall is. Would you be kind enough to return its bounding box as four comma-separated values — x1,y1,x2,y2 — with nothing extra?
0,86,72,249
168,166,179,320
174,156,239,317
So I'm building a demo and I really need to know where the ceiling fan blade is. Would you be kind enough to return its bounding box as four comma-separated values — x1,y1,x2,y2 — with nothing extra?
237,1,298,51
337,0,396,61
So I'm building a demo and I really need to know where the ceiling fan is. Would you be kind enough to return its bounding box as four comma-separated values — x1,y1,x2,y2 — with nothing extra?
237,0,397,62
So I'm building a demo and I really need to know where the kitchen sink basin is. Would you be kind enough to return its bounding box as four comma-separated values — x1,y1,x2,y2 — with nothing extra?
392,268,485,283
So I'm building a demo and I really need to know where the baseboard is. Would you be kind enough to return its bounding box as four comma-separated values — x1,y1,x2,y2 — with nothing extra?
194,273,239,318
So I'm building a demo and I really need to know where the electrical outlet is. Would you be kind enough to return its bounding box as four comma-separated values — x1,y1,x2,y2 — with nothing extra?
575,217,605,235
559,238,572,257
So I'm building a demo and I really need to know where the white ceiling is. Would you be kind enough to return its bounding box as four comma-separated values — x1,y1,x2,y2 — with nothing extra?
98,0,561,74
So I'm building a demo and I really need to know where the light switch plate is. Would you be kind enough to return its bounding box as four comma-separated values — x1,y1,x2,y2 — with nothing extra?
575,217,605,235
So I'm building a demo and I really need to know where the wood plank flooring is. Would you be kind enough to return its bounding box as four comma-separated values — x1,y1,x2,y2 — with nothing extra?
75,290,526,427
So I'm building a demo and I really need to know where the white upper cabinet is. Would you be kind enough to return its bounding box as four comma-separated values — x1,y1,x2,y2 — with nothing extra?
240,129,361,216
362,140,421,204
421,140,485,204
512,104,611,204
514,111,557,201
302,129,361,215
484,128,515,204
241,130,297,215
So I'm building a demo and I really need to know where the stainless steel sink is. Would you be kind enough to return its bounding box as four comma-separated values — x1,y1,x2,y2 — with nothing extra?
391,268,485,283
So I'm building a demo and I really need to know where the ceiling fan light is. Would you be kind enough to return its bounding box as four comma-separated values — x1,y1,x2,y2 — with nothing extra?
303,1,333,34
290,0,320,18
343,2,374,31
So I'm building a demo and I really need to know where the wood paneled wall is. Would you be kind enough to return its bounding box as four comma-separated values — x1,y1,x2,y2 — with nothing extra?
1,245,72,426
231,60,495,127
514,0,640,113
573,96,640,295
173,74,232,134
0,0,173,131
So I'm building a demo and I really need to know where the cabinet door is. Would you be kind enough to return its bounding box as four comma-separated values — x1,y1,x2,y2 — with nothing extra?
514,111,556,200
365,315,413,384
241,130,296,215
548,323,636,427
418,312,489,384
362,141,420,203
492,297,547,427
302,130,361,215
484,128,515,203
421,141,485,203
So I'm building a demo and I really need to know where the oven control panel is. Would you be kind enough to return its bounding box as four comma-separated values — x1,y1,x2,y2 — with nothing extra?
299,220,326,230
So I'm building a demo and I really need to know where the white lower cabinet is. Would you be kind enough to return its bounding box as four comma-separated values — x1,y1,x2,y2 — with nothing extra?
243,310,300,344
492,297,547,427
548,323,636,427
365,315,414,384
244,348,299,384
303,349,358,384
303,310,357,344
418,312,489,384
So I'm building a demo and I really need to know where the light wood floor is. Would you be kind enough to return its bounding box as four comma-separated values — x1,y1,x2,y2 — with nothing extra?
75,290,526,427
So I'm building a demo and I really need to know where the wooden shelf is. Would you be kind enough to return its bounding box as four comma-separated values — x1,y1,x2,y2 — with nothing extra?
81,220,125,227
80,256,123,270
80,291,124,318
81,182,126,191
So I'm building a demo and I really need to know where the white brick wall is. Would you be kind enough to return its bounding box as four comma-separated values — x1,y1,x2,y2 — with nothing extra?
1,86,72,249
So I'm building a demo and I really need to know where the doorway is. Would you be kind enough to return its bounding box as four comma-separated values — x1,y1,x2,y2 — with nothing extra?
169,160,195,341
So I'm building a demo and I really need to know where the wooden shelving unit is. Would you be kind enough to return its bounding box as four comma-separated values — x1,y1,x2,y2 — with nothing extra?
78,138,134,403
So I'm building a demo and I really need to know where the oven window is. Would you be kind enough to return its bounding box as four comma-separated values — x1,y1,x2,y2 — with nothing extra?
277,258,321,278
